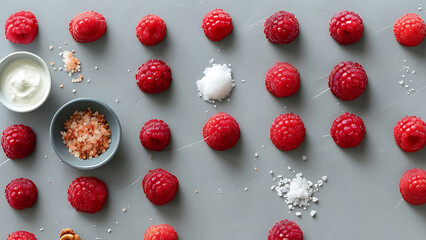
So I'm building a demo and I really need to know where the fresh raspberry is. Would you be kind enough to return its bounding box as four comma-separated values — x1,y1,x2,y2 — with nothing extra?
270,113,305,151
7,231,37,240
265,62,300,97
5,11,38,44
144,224,178,240
142,168,179,206
202,9,233,41
329,11,364,45
1,124,36,160
330,113,366,148
136,59,172,94
394,116,426,152
394,13,426,47
136,15,167,46
202,112,240,151
268,219,303,240
399,168,426,205
69,11,107,43
264,11,299,44
140,119,171,151
5,178,38,210
328,61,367,101
67,176,108,214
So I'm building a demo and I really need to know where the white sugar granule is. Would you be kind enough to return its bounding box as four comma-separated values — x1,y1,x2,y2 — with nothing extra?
196,64,235,103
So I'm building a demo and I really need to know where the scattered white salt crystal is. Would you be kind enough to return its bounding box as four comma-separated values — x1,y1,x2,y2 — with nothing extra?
40,228,43,231
128,69,131,72
87,79,91,83
322,176,327,182
49,45,53,50
242,79,246,83
403,59,407,62
209,58,214,64
59,46,62,50
288,166,291,170
301,155,307,161
196,64,235,103
107,229,111,233
214,105,217,108
227,98,231,102
295,212,302,217
95,66,99,70
254,152,259,157
399,80,404,85
244,187,248,191
122,208,127,213
310,210,316,217
269,170,274,175
402,75,405,78
72,89,76,93
271,185,276,190
115,99,119,103
412,71,416,74
312,197,319,203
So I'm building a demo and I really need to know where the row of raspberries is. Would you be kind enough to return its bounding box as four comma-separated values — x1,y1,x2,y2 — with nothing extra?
5,10,425,47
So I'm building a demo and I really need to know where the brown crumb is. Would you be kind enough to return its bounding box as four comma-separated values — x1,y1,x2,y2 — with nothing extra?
149,155,153,159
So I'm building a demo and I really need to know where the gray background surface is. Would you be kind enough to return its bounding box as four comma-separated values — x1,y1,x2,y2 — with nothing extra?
0,0,425,239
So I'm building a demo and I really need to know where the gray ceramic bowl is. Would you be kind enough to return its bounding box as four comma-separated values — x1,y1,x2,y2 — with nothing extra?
50,98,121,170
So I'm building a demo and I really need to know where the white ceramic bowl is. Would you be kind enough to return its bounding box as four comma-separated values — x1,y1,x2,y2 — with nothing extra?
0,51,52,113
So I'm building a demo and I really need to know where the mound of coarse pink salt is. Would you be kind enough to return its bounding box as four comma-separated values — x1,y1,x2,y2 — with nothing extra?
196,64,235,103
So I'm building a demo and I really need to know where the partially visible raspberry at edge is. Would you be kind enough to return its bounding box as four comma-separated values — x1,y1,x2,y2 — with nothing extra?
394,116,426,152
329,11,364,45
202,9,233,41
142,168,179,206
1,124,36,160
67,176,108,214
270,113,305,151
140,119,171,151
5,11,38,44
394,13,426,47
136,59,172,94
399,168,426,205
144,224,178,240
328,61,367,101
69,11,107,43
330,113,366,148
265,62,300,97
202,112,240,151
5,178,38,210
264,11,299,44
7,231,37,240
136,15,167,46
268,219,303,240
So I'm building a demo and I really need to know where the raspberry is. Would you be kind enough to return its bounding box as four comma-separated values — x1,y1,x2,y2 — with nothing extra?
329,11,364,45
136,59,172,94
264,11,299,44
202,112,240,151
140,119,171,151
136,15,167,46
202,9,233,41
5,11,38,44
328,61,367,101
5,178,38,210
394,13,426,47
394,116,426,152
67,176,108,214
142,168,179,205
330,113,366,148
268,219,303,240
399,168,426,205
1,124,36,160
265,62,300,97
144,224,178,240
270,113,305,151
69,11,107,43
7,231,37,240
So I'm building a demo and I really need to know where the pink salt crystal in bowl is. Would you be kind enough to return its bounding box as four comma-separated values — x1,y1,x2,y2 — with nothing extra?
49,98,121,170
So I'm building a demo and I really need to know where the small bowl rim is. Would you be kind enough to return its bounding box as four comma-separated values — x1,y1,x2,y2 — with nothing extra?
49,98,122,170
0,51,52,113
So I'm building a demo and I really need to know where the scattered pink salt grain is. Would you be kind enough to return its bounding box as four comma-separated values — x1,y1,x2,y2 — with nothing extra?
62,50,81,76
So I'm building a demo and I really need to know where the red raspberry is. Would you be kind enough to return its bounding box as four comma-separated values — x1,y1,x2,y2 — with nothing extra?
136,15,167,46
67,176,108,214
270,113,305,151
328,61,367,101
69,11,107,43
399,168,426,205
394,116,426,152
7,231,37,240
264,11,299,44
5,178,38,210
136,59,172,94
1,124,36,160
330,113,366,148
140,119,171,151
202,9,233,41
329,11,364,45
142,168,179,205
394,13,426,47
144,224,178,240
265,62,300,97
202,112,240,151
5,11,38,44
268,219,303,240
